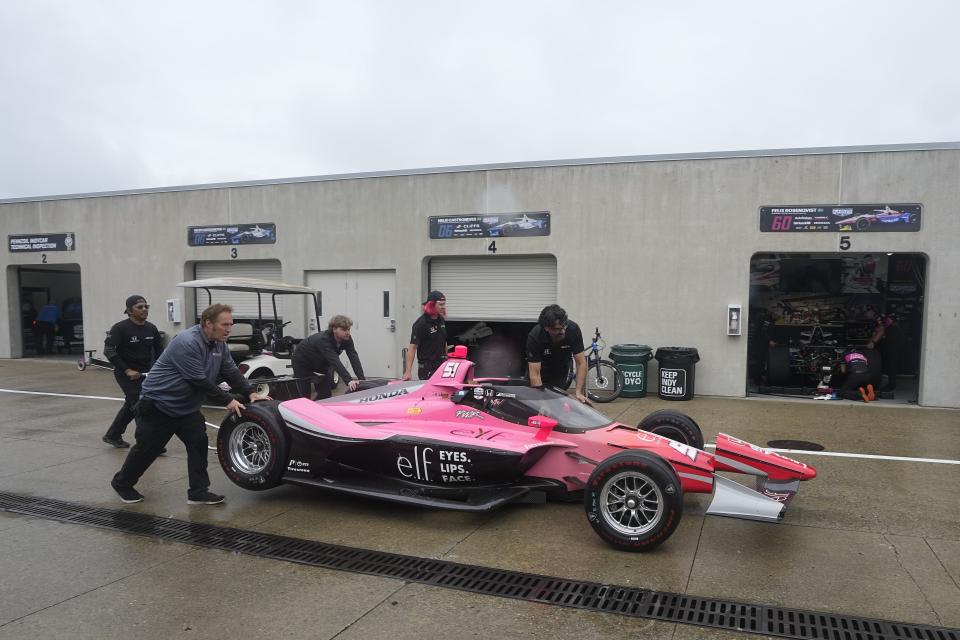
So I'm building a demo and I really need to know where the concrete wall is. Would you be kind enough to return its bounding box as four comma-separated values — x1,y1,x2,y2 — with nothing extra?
1,147,957,407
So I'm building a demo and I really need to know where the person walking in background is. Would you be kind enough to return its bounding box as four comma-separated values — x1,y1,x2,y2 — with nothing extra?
402,290,447,380
34,299,60,354
102,295,163,449
526,304,589,404
291,315,366,399
111,304,269,505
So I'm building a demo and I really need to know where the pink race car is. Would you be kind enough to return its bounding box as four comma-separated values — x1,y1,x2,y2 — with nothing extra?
217,346,816,551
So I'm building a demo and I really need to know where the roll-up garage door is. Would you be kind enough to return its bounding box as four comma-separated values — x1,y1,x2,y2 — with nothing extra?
193,260,283,319
429,255,557,321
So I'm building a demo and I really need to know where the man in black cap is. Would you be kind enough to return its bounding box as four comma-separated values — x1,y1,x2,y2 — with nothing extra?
402,290,447,380
102,295,164,448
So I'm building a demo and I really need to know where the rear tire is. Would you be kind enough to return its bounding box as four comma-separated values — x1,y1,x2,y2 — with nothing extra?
637,410,704,449
584,451,683,552
217,402,287,490
586,359,624,403
766,346,792,385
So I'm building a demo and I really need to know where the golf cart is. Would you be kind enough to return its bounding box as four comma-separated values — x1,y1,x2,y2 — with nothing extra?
177,277,321,398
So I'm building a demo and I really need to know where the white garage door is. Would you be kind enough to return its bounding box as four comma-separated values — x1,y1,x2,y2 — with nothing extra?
193,260,283,319
429,255,557,321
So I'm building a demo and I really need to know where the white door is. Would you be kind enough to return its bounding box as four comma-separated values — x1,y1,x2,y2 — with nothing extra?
305,270,397,377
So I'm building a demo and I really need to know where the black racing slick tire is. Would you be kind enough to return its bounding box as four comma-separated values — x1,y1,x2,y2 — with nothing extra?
856,217,870,230
585,359,624,403
585,451,684,552
766,346,792,385
217,401,287,491
637,410,705,449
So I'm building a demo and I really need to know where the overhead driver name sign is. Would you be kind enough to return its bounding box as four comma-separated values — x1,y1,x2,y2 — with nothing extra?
429,212,550,239
8,233,76,252
760,204,921,232
188,223,277,246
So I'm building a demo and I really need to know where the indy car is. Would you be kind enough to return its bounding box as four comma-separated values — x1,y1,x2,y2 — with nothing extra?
217,346,816,551
488,214,546,236
834,206,918,230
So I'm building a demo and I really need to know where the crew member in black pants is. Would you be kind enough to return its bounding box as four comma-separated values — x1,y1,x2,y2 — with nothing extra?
111,304,270,505
102,295,163,448
402,290,447,380
835,348,875,402
291,315,365,399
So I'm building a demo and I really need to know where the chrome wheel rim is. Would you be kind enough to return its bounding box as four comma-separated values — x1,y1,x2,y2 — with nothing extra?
228,421,271,474
600,470,663,535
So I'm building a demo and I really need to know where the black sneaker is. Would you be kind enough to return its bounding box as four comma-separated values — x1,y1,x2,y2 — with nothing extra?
102,435,130,448
111,481,144,504
187,491,225,505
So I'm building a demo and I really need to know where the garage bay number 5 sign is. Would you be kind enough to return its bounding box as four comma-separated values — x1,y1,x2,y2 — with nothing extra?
760,204,921,233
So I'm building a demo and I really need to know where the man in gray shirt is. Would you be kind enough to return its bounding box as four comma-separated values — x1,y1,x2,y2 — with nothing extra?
111,304,270,505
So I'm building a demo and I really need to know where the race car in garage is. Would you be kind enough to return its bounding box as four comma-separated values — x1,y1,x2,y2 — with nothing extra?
834,205,919,230
217,346,817,551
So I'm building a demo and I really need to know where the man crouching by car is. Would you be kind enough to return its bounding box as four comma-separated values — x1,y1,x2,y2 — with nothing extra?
111,304,270,505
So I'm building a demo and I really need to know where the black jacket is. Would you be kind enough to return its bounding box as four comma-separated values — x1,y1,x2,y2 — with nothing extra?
292,330,365,383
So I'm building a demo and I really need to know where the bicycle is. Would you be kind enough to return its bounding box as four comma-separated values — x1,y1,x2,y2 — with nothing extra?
565,327,624,402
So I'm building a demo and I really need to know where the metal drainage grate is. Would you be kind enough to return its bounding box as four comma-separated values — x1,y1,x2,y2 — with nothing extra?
767,440,826,452
1,491,956,640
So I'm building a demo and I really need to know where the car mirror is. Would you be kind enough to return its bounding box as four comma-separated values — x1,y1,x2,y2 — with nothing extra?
528,415,558,441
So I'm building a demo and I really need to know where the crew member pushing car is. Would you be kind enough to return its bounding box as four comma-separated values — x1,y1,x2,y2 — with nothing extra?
402,290,447,380
291,314,366,399
102,295,164,449
110,304,269,505
526,304,589,404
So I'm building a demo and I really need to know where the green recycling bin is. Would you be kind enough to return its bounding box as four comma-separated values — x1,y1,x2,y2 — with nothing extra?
609,344,653,398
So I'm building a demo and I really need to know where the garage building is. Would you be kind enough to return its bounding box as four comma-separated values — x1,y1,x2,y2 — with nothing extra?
2,142,958,408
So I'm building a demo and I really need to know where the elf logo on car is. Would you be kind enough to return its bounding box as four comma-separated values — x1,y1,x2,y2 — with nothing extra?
357,388,409,403
397,446,433,481
667,440,698,462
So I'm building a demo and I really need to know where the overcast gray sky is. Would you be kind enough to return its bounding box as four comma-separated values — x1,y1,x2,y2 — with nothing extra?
2,1,958,199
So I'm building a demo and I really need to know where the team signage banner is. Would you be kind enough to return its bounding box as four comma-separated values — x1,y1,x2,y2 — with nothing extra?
8,233,76,252
759,204,921,232
429,212,550,239
188,223,277,246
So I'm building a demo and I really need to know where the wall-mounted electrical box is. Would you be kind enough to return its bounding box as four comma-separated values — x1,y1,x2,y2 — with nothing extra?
166,298,182,324
727,304,742,336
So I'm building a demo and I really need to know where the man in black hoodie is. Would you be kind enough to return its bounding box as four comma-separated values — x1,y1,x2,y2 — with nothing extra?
292,315,366,399
102,295,163,448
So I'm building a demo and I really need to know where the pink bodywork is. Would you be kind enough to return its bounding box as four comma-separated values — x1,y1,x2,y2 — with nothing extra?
279,351,816,493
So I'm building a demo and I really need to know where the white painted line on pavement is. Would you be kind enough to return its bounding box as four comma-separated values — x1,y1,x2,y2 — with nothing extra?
2,387,958,465
702,444,960,465
0,388,121,401
0,388,231,411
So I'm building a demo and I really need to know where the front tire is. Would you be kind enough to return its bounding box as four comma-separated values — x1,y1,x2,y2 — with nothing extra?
637,410,704,449
585,451,683,552
586,359,624,403
217,403,287,490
